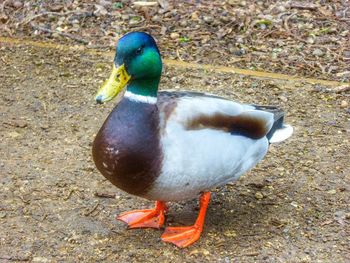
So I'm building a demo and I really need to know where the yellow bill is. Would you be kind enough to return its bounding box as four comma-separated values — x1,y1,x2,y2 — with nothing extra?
95,64,131,104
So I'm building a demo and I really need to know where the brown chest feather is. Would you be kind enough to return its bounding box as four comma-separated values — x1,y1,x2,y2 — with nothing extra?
92,98,162,197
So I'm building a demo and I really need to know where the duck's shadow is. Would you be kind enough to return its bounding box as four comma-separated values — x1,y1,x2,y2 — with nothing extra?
109,183,283,249
167,187,274,235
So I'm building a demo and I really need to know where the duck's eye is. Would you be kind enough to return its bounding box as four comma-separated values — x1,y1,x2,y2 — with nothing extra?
135,46,143,55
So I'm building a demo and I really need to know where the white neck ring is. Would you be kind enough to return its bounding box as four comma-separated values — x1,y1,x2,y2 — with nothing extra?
124,90,157,104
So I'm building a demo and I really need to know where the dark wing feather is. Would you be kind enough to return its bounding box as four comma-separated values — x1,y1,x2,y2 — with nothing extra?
157,91,227,130
157,91,275,139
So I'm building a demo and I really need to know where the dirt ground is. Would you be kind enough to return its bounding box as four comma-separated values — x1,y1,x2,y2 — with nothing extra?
0,42,350,262
1,0,350,82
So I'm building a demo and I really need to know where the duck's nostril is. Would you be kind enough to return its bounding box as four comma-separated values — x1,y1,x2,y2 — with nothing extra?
96,95,103,104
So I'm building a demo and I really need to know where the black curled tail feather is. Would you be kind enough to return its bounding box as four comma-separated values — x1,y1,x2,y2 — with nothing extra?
252,105,285,141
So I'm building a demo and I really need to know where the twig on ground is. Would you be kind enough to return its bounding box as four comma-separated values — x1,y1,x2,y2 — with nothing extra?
0,255,30,262
239,252,260,257
290,3,317,11
313,85,350,93
176,48,184,61
94,192,116,198
0,0,10,13
0,56,9,65
84,202,100,216
64,189,75,200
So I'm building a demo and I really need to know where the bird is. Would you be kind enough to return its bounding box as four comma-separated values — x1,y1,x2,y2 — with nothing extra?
92,32,293,248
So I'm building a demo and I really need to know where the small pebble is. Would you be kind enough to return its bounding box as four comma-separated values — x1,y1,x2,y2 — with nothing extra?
313,49,324,57
279,96,288,102
327,189,336,195
340,100,348,108
170,32,179,39
0,212,7,218
290,201,298,208
11,0,23,8
203,16,214,23
189,248,210,256
191,12,199,20
255,192,264,199
340,30,349,37
179,20,187,27
239,1,247,7
307,36,315,44
151,15,160,22
129,19,140,26
0,14,9,23
8,131,21,138
343,50,350,59
276,5,286,12
121,14,129,20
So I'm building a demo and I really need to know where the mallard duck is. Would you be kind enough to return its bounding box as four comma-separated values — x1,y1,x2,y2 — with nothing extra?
92,32,293,248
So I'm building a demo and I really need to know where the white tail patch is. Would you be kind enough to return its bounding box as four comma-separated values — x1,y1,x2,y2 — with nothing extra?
269,124,293,143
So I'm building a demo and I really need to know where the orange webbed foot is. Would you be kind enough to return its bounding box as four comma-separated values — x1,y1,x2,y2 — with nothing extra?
161,192,211,248
117,201,166,229
161,225,202,248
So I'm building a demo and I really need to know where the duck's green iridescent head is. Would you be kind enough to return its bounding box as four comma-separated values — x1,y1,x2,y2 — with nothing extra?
95,32,162,103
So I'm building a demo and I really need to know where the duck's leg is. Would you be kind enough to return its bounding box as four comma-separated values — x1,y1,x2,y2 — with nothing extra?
161,192,210,248
117,201,167,229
